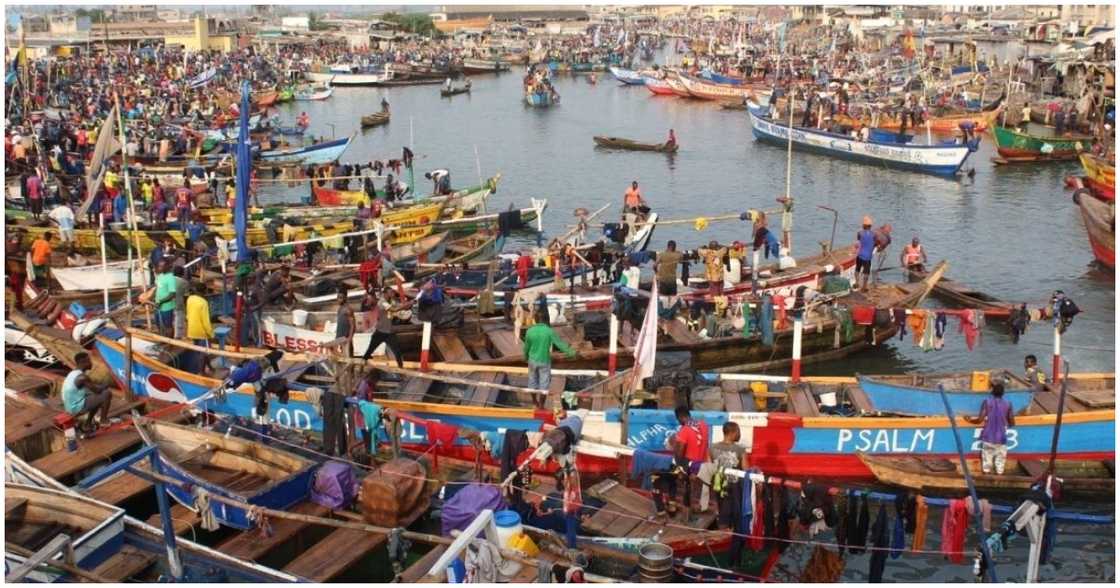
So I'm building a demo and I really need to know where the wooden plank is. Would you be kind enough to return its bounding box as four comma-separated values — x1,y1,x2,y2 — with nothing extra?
90,544,156,581
219,501,331,561
398,545,448,584
659,319,701,344
485,328,523,359
1069,388,1114,409
552,325,585,350
86,471,154,506
547,375,567,409
4,400,59,446
1017,459,1047,479
846,385,875,414
1031,388,1061,415
786,385,821,417
432,332,472,362
600,507,644,537
31,430,144,481
282,526,387,582
146,503,200,536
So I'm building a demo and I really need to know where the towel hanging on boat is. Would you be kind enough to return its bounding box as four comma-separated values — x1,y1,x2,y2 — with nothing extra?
912,495,928,552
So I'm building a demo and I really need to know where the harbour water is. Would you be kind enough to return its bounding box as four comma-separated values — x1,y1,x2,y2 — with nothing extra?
276,60,1115,378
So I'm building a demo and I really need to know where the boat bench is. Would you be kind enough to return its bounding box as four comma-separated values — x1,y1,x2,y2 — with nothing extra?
91,544,157,581
282,525,388,582
786,385,821,417
145,503,201,536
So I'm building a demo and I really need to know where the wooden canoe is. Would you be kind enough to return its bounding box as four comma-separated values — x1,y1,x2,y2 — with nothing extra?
1073,188,1115,270
5,483,126,581
855,371,1035,417
906,268,1014,319
991,125,1093,160
858,453,1115,498
593,136,679,153
440,86,471,97
360,112,390,128
134,417,318,531
1080,153,1115,202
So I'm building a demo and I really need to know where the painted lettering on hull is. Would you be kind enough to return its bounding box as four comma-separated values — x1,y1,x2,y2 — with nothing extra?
832,428,1019,453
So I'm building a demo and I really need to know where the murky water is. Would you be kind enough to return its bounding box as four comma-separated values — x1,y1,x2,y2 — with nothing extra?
266,62,1113,580
274,65,1113,377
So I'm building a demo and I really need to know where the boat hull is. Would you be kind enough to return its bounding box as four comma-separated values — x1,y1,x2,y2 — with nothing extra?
259,136,352,166
608,66,645,85
991,126,1093,160
1074,189,1115,269
856,374,1034,416
749,108,972,176
1080,153,1115,201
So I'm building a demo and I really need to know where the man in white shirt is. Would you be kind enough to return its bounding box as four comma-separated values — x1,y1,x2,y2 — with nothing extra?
48,204,76,244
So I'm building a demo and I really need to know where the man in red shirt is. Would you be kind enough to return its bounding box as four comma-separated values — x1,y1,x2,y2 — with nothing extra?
515,250,533,288
358,250,382,290
673,406,709,515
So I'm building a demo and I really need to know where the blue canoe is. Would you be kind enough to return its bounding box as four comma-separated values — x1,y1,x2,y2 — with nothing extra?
699,69,745,86
525,91,559,107
258,135,352,166
747,103,976,176
856,373,1035,417
608,66,645,85
134,418,317,531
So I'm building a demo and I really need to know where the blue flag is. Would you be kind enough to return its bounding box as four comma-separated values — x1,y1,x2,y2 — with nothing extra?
234,80,251,262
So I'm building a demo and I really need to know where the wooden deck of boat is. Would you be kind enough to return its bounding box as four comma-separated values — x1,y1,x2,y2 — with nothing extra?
281,522,389,581
583,479,717,545
218,501,331,561
146,504,201,536
91,544,157,581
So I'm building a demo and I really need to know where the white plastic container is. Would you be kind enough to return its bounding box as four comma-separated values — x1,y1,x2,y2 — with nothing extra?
292,309,309,327
493,510,523,576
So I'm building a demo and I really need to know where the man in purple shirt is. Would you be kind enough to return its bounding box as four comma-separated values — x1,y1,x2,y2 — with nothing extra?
967,381,1015,475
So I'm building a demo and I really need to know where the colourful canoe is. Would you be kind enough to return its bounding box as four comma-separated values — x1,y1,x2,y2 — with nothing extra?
1073,188,1115,269
749,105,975,176
135,417,317,531
1081,153,1115,201
991,126,1093,160
855,372,1034,417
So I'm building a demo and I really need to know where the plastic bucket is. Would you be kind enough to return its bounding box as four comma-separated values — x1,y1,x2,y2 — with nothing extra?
292,309,309,327
493,510,523,576
638,542,674,583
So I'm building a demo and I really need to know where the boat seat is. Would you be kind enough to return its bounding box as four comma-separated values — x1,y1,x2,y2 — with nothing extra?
146,504,201,536
91,544,156,581
1016,459,1048,479
845,385,875,414
786,385,821,417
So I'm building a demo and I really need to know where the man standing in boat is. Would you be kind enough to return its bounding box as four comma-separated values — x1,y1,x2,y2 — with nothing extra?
966,381,1015,475
854,216,876,291
522,309,577,403
624,180,648,216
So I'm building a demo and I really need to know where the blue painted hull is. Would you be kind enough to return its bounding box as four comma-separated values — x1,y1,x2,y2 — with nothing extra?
159,459,315,530
525,93,558,107
748,106,972,176
857,375,1034,417
699,70,744,86
259,136,352,166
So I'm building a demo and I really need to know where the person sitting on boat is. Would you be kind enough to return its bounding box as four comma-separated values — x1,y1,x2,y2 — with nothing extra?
62,352,113,434
297,112,310,128
900,236,927,275
1024,354,1048,387
665,128,677,149
965,380,1015,475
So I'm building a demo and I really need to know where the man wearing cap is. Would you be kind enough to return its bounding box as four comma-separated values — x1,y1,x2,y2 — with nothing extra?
900,236,927,276
854,216,876,291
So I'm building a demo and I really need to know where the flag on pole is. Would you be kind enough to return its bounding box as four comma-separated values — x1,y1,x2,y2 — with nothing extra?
234,80,252,262
631,281,659,388
77,104,120,217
